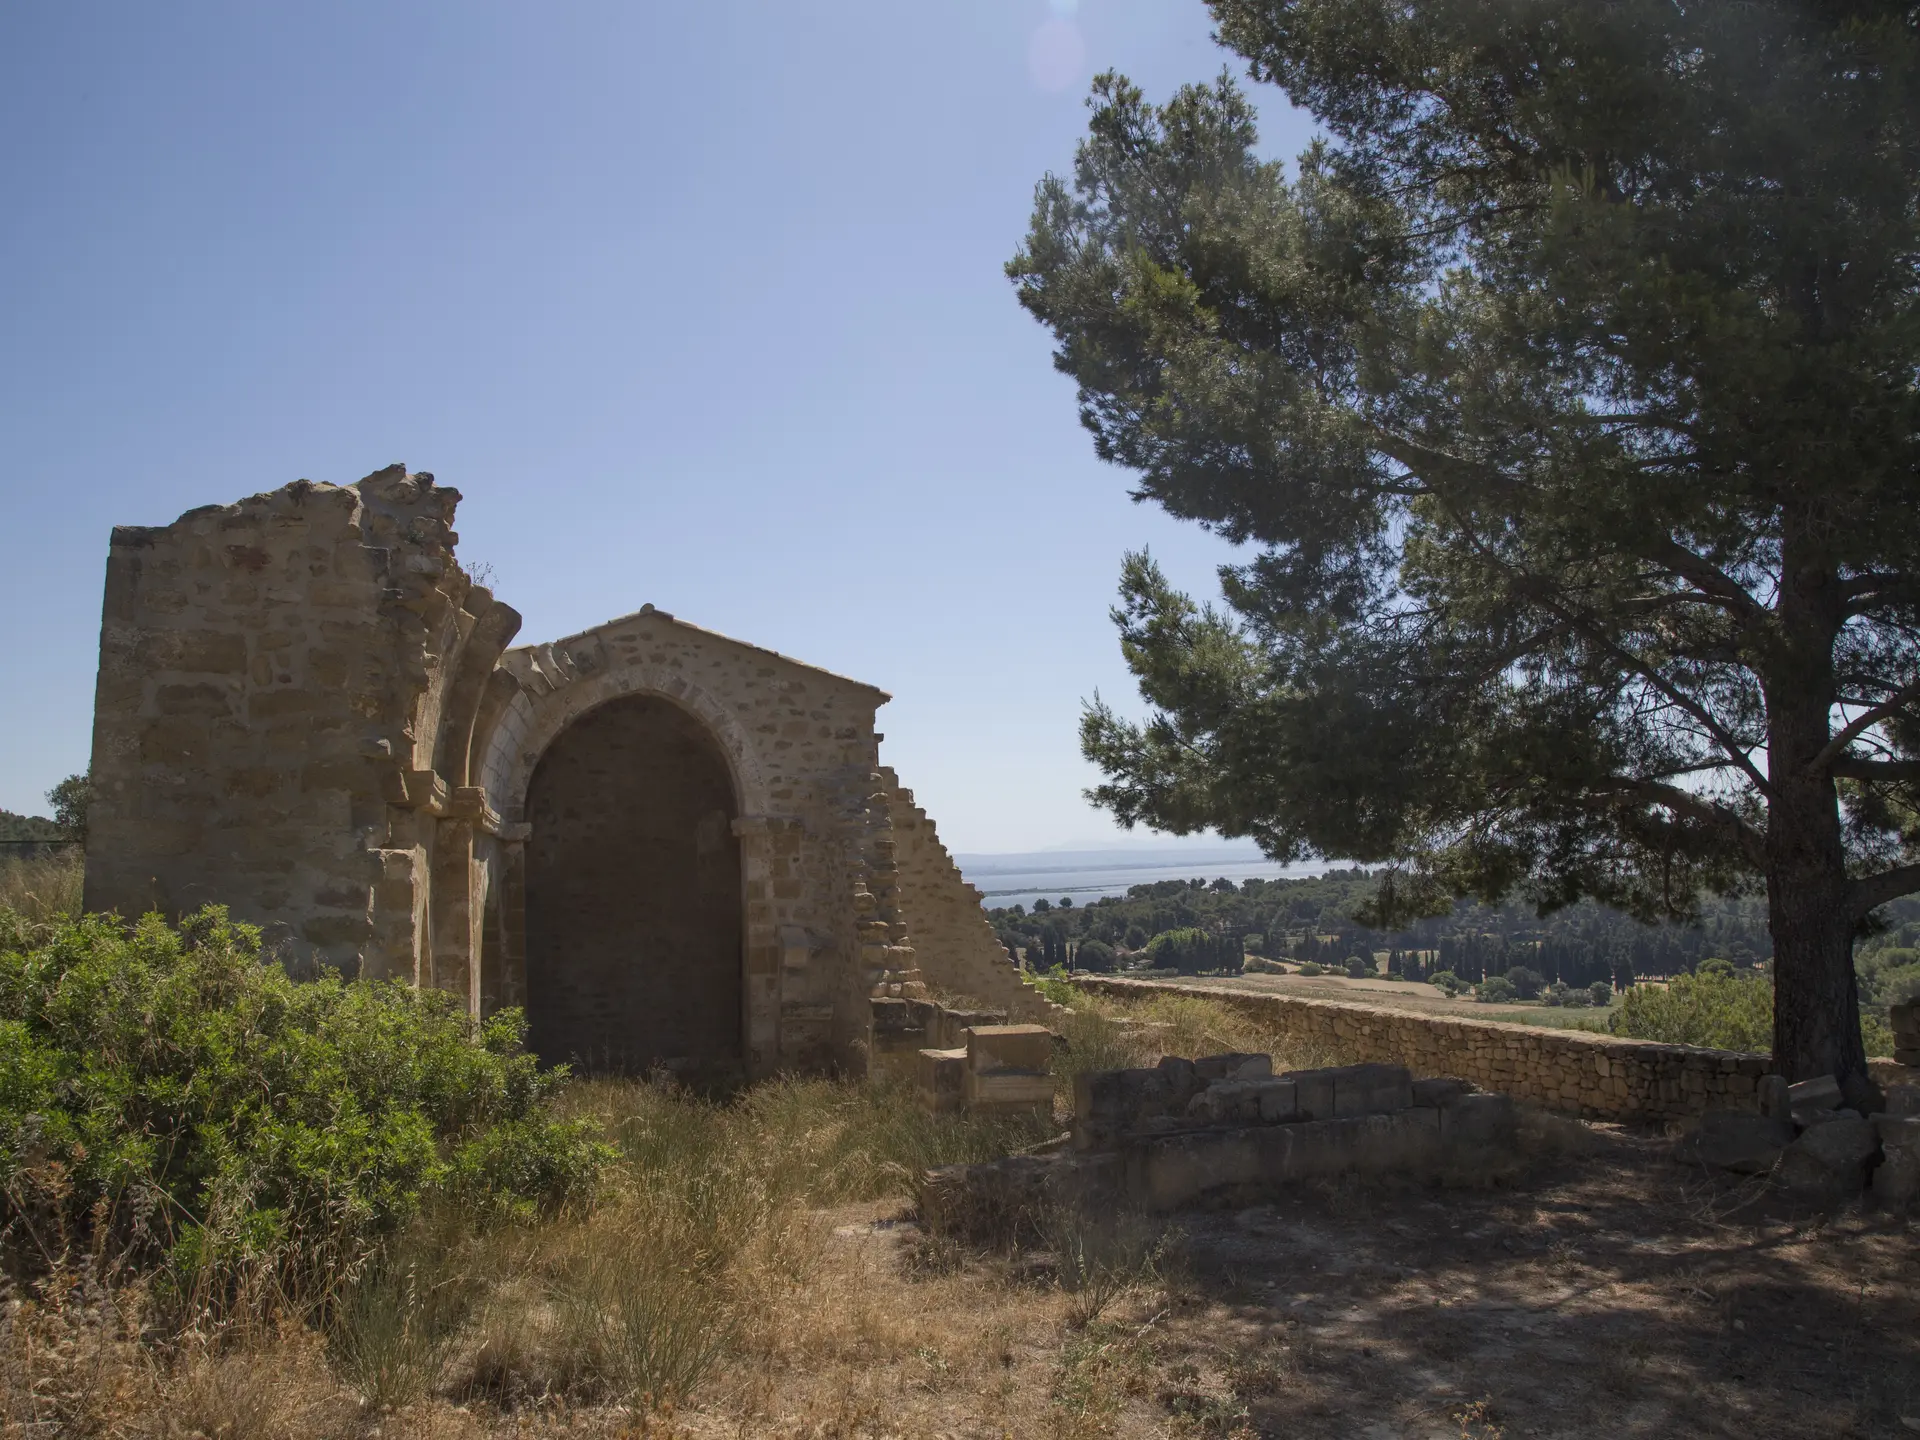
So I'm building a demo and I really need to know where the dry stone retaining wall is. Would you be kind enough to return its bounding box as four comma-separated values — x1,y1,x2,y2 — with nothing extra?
1072,977,1773,1122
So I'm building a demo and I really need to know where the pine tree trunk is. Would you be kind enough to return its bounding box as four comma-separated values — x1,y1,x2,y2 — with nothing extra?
1765,549,1869,1096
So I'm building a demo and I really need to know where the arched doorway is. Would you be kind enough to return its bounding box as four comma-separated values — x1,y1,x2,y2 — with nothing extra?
523,693,743,1077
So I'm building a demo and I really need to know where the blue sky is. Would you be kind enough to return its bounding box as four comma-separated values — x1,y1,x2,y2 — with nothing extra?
0,1,1312,852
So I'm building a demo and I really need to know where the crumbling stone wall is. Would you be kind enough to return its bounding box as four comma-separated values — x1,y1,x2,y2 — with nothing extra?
1072,977,1773,1122
85,468,994,1079
881,769,1061,1024
84,467,517,979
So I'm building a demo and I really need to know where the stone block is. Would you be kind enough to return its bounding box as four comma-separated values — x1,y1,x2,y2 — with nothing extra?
1156,1055,1199,1105
963,1066,1054,1115
1872,1148,1920,1207
1787,1074,1843,1127
1678,1110,1795,1175
1442,1092,1518,1151
1757,1073,1790,1122
1884,1084,1920,1118
1334,1063,1414,1116
1193,1052,1273,1083
1891,999,1919,1044
1127,1108,1448,1211
1775,1112,1877,1199
1072,1066,1175,1148
1285,1063,1413,1119
1413,1076,1473,1108
1287,1067,1338,1122
917,1047,966,1114
1185,1078,1296,1125
966,1024,1053,1074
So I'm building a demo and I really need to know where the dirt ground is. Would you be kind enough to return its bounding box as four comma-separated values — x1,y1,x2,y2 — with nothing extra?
671,1126,1918,1440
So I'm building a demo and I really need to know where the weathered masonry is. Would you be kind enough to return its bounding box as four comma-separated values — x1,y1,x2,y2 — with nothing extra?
84,466,1056,1079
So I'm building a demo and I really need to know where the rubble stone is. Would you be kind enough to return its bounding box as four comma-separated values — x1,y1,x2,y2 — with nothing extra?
1787,1074,1844,1125
1775,1112,1877,1198
1677,1110,1795,1175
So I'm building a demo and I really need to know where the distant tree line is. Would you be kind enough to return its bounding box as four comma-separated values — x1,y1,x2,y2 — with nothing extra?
991,869,1780,987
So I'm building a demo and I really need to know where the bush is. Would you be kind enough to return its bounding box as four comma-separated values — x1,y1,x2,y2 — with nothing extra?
1074,939,1117,973
1476,976,1518,1003
1297,961,1326,977
1343,955,1373,979
1428,969,1464,997
1505,966,1545,999
1608,970,1772,1052
1696,956,1736,979
1588,981,1614,1007
0,906,612,1291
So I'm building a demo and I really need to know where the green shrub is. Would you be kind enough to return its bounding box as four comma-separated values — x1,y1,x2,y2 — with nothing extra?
1504,966,1545,999
1143,927,1237,974
1343,955,1372,979
1074,939,1117,973
0,906,611,1290
1608,970,1772,1052
1427,969,1463,997
1475,976,1518,1003
1588,981,1614,1007
1297,961,1325,977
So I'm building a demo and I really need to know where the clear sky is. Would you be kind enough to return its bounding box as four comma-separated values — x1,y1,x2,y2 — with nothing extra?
0,1,1312,852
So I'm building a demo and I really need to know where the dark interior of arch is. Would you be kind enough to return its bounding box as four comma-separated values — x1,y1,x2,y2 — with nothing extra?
524,693,742,1078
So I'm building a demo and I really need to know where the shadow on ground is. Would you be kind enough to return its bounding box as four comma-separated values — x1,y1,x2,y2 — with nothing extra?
1114,1128,1919,1438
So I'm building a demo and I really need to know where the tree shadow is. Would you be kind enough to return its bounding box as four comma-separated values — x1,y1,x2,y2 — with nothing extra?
1134,1130,1918,1438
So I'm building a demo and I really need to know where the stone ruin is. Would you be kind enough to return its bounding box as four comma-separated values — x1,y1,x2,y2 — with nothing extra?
920,1052,1524,1239
1679,1056,1920,1206
81,465,1060,1080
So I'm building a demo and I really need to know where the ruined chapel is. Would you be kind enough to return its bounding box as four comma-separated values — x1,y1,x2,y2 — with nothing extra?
83,466,1053,1078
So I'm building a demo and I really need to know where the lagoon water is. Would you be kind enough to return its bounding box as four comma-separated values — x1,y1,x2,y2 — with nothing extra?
951,845,1327,914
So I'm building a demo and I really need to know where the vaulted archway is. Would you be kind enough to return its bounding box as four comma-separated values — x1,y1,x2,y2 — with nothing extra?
523,693,743,1078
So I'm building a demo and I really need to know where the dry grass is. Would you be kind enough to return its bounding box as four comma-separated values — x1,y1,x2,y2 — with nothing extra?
5,987,1914,1438
0,849,83,926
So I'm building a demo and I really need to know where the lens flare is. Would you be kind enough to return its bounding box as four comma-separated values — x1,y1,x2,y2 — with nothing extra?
1028,18,1085,94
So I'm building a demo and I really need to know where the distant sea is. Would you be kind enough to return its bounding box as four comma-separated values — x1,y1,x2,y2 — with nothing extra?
950,845,1328,913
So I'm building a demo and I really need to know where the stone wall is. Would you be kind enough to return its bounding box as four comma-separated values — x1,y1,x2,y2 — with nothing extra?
1071,977,1773,1122
881,769,1061,1024
84,467,517,978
